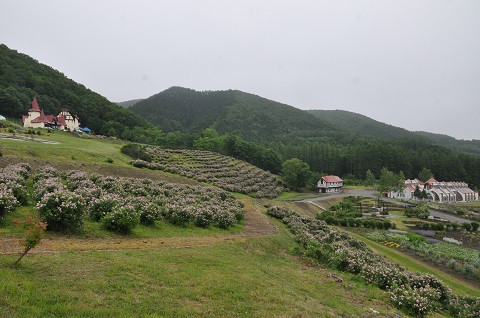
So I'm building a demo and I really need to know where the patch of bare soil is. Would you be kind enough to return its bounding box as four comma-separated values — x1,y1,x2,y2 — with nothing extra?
0,198,277,255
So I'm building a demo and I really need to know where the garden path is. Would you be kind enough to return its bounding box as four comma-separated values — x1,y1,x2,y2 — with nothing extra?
0,198,277,255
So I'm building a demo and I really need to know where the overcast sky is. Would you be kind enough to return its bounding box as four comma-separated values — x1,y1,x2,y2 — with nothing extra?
1,0,479,139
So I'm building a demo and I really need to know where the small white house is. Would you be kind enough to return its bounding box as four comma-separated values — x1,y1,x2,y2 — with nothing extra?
317,175,343,193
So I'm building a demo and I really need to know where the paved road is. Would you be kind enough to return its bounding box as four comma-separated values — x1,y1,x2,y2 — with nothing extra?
300,189,471,224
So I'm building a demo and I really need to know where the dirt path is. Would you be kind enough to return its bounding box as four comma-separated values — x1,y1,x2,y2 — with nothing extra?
0,199,277,255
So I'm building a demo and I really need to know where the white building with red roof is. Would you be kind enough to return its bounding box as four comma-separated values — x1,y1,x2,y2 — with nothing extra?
22,98,80,131
317,175,343,193
389,177,478,202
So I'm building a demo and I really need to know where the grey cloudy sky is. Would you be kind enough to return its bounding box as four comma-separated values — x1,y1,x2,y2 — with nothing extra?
1,0,479,139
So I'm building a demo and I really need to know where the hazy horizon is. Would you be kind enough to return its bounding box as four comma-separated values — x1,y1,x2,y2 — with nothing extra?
1,0,479,140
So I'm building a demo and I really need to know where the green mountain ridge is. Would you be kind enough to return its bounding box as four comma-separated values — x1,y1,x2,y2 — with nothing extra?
116,98,144,108
0,44,153,137
130,87,345,143
307,109,480,156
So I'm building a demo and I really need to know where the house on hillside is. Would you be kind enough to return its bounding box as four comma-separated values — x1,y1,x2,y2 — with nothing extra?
388,178,479,202
317,175,343,193
22,98,80,131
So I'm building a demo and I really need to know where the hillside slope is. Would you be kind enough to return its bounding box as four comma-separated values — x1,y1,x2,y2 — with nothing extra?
116,98,144,108
0,44,152,136
307,109,414,139
130,87,344,143
415,131,480,155
309,109,480,155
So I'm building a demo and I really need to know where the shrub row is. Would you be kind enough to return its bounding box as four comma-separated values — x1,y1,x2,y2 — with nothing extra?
33,167,244,234
267,206,480,317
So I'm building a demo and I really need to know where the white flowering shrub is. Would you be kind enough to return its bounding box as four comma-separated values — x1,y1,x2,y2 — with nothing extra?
0,183,19,218
442,237,462,245
267,205,480,318
101,205,140,233
37,190,85,232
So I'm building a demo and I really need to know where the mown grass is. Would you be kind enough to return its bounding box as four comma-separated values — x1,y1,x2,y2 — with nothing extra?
0,204,243,239
1,130,130,166
347,230,480,297
0,225,403,318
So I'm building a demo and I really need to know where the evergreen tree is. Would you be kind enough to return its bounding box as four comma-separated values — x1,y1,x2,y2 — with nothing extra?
365,169,376,186
418,167,434,182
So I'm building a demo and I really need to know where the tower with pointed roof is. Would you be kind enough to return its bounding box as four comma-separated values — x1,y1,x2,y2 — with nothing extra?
22,97,51,128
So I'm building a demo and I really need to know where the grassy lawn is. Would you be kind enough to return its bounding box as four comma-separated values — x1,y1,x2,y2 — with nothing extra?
275,192,321,201
1,130,130,166
347,230,480,297
0,226,403,318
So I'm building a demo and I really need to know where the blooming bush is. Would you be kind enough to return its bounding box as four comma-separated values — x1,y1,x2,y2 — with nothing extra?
267,205,480,318
102,205,139,233
0,183,19,218
36,190,85,232
131,147,285,198
389,285,441,317
88,194,121,221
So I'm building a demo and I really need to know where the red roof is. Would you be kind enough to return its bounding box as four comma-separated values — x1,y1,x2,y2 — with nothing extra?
407,185,415,192
45,114,55,122
322,176,343,183
56,115,67,126
22,115,28,123
31,110,52,124
425,178,437,184
29,97,40,112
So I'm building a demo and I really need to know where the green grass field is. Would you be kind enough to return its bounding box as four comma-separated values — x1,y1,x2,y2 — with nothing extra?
1,130,130,166
0,226,403,318
1,127,477,317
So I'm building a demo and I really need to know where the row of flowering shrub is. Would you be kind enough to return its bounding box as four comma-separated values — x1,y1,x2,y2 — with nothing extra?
0,163,31,218
267,206,480,317
130,147,284,198
33,166,244,233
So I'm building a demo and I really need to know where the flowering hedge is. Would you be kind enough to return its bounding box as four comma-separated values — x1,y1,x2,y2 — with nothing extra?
31,166,244,233
130,147,285,198
267,206,480,317
36,189,86,232
0,163,31,208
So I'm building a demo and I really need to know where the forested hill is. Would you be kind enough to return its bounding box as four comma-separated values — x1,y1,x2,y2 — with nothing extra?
0,44,153,137
308,109,480,156
116,99,144,108
414,131,480,156
130,87,345,143
306,109,414,139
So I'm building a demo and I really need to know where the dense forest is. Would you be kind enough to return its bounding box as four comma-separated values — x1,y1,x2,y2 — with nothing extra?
308,109,480,156
0,44,157,141
130,87,345,143
1,45,479,188
129,87,480,188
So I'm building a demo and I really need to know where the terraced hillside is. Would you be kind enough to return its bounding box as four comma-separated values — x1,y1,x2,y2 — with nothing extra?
131,148,285,198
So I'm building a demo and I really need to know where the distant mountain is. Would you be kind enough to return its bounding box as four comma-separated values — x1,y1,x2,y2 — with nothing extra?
308,109,480,156
130,87,344,143
116,99,144,108
306,109,414,139
414,131,480,156
0,44,152,136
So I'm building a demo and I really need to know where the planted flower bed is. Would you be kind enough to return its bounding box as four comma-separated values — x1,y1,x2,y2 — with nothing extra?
30,166,244,234
0,163,31,218
130,147,284,198
267,206,480,317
